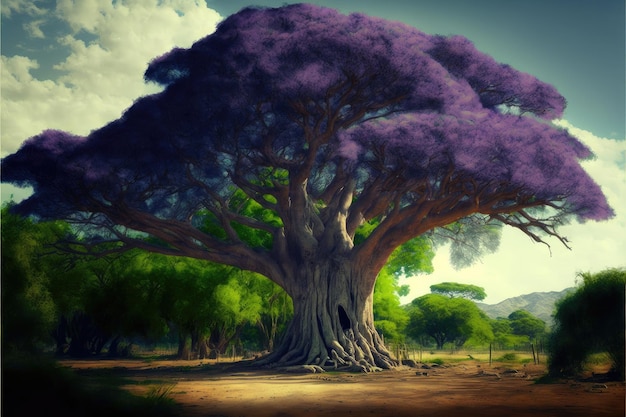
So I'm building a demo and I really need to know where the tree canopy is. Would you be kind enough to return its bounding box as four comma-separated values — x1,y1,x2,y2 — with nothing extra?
507,310,546,340
430,282,486,301
407,293,493,349
2,4,612,273
0,4,613,370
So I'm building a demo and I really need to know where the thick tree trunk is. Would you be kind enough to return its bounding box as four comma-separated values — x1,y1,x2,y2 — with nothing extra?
52,315,69,356
257,259,397,372
177,332,192,360
108,336,122,357
433,335,445,350
197,337,210,359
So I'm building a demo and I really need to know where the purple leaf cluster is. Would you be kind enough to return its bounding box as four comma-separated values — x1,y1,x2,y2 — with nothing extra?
428,35,567,119
1,4,612,232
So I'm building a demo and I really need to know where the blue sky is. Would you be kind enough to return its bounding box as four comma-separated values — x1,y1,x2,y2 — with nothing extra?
1,0,625,303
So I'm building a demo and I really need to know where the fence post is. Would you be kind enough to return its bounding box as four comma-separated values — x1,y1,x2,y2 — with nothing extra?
535,340,540,364
489,343,492,366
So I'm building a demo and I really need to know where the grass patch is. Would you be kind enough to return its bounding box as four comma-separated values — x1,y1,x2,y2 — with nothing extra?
407,349,540,365
145,384,177,408
584,352,612,366
133,378,175,386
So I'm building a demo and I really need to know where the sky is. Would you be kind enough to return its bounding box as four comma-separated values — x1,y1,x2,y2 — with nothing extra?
1,0,625,304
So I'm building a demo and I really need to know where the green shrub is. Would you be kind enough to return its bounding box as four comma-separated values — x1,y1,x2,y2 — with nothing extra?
145,384,177,408
548,268,625,380
496,353,517,362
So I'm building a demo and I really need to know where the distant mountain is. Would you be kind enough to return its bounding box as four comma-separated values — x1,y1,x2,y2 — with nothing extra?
476,288,574,325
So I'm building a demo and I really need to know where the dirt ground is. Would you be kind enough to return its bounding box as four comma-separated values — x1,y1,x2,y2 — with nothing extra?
61,358,625,417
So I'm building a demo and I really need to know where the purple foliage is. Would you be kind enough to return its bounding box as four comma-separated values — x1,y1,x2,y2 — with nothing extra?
427,35,567,119
1,4,612,230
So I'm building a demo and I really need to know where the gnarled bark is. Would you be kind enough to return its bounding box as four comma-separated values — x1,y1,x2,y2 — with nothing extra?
257,258,396,372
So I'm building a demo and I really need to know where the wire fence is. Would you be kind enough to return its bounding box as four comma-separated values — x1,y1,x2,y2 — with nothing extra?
387,342,545,365
114,340,546,365
133,343,250,362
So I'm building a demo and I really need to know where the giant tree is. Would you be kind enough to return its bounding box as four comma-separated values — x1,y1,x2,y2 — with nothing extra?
1,5,613,370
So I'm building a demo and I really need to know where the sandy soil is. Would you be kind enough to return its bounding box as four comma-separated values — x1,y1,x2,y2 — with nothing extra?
61,358,625,417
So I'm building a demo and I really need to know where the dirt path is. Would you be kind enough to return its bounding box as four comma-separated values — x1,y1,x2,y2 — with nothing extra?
62,359,625,417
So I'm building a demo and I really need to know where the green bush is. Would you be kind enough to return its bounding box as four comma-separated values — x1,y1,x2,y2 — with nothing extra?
548,268,625,380
496,353,517,362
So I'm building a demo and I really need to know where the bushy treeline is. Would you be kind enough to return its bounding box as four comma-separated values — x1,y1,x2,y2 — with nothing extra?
405,269,625,383
1,206,292,359
0,206,415,359
404,294,547,351
0,206,509,360
4,206,622,380
0,206,548,359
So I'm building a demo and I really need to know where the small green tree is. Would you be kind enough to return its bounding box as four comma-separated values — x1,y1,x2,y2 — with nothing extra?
206,270,264,358
429,282,487,301
548,268,625,380
359,224,434,344
83,252,170,356
373,269,410,343
247,276,293,352
157,257,229,359
154,254,266,359
508,310,546,341
407,294,493,349
489,317,528,350
47,250,175,357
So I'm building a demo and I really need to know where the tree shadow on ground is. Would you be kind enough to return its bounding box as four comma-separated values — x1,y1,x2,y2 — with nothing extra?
1,357,180,417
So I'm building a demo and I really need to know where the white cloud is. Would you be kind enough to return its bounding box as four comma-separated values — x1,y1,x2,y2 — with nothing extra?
23,19,46,38
402,123,626,305
1,55,76,154
1,0,222,157
1,0,48,18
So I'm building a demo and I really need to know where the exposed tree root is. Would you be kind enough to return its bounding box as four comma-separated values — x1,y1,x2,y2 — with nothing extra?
245,261,400,373
252,329,396,373
277,365,326,373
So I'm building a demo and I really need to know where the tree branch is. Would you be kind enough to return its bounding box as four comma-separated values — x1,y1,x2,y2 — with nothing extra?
490,210,571,251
